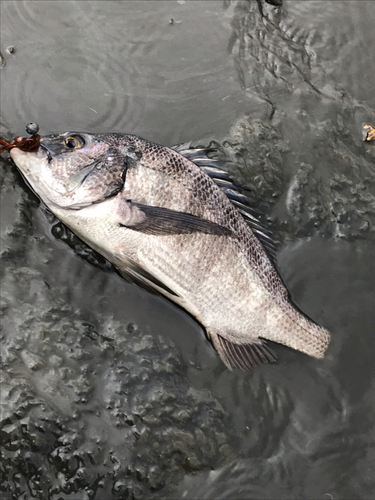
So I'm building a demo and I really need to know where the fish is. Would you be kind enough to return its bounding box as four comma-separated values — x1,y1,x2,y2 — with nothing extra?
6,130,331,370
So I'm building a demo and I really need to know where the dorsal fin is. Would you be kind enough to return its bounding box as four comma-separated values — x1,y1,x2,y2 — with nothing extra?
173,142,277,262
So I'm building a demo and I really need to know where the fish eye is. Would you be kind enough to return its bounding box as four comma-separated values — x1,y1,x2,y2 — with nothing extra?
65,135,85,149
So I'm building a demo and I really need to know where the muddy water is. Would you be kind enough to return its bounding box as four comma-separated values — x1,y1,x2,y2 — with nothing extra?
1,1,374,499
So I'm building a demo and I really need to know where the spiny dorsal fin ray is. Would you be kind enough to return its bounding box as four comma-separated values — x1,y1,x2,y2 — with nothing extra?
199,166,233,182
173,142,277,262
208,331,277,370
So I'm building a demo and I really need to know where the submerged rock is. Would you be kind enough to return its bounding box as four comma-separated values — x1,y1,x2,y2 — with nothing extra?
194,0,375,244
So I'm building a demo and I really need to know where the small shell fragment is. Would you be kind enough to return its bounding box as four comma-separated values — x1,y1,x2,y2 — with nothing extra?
363,124,375,142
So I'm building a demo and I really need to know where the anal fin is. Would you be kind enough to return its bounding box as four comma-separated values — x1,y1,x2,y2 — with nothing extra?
208,332,277,370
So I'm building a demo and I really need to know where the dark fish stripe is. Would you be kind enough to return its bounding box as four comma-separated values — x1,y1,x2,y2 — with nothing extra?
232,201,263,220
260,341,278,362
217,335,232,369
221,189,249,205
252,345,265,364
253,344,267,363
211,179,240,192
228,340,248,370
239,344,256,369
201,168,233,182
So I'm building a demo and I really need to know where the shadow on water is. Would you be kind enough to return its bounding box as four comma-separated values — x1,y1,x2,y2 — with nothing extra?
1,1,374,499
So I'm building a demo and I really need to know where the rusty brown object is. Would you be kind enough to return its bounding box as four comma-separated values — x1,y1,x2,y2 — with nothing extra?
0,134,41,155
363,124,375,142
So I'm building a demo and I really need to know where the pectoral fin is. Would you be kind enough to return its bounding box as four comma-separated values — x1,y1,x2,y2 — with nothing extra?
120,201,231,237
208,331,277,370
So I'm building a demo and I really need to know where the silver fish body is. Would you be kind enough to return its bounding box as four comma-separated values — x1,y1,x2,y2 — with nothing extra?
9,131,331,369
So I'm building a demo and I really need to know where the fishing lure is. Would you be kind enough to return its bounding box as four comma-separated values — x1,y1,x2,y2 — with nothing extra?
0,123,41,155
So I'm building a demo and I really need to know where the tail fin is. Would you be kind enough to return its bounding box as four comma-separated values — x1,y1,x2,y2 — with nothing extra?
264,303,331,359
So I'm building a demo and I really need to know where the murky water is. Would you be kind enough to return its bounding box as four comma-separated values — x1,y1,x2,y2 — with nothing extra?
1,1,374,499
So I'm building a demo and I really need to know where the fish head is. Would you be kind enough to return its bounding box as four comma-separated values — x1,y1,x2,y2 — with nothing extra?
9,132,134,209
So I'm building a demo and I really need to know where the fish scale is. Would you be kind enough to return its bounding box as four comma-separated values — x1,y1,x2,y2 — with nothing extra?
128,137,284,295
140,138,282,279
138,231,279,338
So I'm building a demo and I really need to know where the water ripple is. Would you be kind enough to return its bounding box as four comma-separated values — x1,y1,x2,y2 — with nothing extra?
11,0,94,34
3,1,150,134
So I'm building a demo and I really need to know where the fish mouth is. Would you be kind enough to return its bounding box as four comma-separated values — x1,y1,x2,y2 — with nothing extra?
9,142,50,168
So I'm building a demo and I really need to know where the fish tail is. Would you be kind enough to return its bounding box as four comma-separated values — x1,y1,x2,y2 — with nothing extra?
265,304,331,359
206,306,330,370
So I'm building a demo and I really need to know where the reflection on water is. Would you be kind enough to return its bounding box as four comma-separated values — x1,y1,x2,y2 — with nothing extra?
1,1,374,499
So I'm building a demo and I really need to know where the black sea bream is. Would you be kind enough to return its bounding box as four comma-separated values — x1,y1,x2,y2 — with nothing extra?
8,131,331,370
